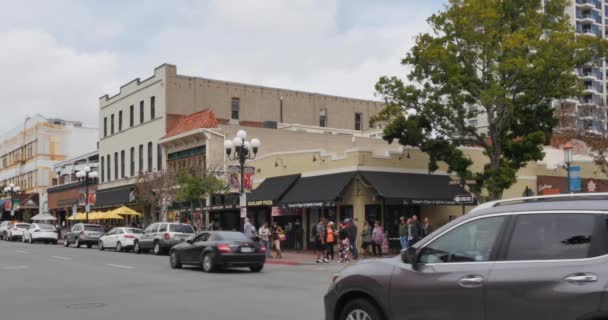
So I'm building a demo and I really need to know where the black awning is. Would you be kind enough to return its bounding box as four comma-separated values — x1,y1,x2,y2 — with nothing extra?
95,185,136,208
247,174,301,207
280,172,356,208
359,171,471,205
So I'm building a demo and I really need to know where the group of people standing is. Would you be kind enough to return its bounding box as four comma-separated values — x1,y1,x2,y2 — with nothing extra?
314,218,359,264
243,218,285,259
399,215,432,250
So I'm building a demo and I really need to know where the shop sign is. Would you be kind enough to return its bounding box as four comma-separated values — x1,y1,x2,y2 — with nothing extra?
454,195,475,204
285,201,335,209
587,180,597,193
248,200,273,207
271,206,288,217
403,199,457,205
5,199,20,211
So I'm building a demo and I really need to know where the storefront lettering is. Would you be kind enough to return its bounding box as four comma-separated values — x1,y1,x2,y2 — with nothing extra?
403,199,457,205
286,201,335,208
247,200,273,206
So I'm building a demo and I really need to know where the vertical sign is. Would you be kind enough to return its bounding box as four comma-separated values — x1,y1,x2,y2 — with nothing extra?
569,166,582,193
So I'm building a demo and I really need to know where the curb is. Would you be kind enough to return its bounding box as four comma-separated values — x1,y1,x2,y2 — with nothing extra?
265,260,302,266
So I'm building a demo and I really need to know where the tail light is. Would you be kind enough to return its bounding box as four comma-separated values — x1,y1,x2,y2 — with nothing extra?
124,235,135,239
217,243,232,253
260,245,267,253
164,233,170,240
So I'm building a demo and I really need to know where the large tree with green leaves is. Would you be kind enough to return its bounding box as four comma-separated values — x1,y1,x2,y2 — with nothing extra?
373,0,604,200
175,167,226,222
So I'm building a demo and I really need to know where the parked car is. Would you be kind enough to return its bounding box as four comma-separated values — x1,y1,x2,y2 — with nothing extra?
63,223,104,248
325,193,608,320
5,222,30,241
169,231,266,272
98,227,143,252
23,223,58,244
134,222,195,255
0,221,13,240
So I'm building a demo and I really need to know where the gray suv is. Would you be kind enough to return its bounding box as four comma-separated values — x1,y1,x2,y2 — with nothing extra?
64,223,104,248
134,222,195,255
325,194,608,320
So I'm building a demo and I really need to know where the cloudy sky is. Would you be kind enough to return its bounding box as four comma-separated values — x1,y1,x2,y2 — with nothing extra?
0,0,445,132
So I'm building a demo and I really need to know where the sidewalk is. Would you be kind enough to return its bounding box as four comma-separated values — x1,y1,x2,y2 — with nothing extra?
265,250,396,266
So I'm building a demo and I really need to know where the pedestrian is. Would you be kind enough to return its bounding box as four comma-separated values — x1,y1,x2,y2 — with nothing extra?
346,218,359,259
411,215,422,245
360,221,371,258
272,223,283,259
338,223,350,263
326,221,336,260
422,217,432,237
315,219,328,263
398,216,408,250
372,221,384,256
243,218,255,240
294,219,303,252
258,222,271,258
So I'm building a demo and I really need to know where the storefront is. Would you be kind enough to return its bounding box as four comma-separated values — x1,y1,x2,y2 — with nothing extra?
1,193,39,222
537,175,608,195
206,193,240,231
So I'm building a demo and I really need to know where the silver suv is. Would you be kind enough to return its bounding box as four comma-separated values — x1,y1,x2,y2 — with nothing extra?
63,223,104,248
134,222,195,255
325,194,608,320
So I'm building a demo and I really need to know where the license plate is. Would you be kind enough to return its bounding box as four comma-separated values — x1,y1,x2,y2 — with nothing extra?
241,247,253,253
88,233,99,238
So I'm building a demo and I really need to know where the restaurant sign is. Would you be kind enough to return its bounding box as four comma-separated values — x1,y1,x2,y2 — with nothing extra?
403,199,458,206
285,201,335,209
247,200,274,207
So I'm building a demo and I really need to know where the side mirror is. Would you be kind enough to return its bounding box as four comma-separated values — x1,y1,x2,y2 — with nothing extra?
401,247,417,267
186,239,193,244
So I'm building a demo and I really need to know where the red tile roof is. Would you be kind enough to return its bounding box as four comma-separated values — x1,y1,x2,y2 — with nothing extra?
164,109,218,139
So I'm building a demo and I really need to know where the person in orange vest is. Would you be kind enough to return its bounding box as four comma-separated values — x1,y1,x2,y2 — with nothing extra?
326,221,337,261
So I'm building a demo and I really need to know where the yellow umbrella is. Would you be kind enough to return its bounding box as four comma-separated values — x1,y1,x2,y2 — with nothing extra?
100,211,124,220
111,206,142,217
88,211,103,220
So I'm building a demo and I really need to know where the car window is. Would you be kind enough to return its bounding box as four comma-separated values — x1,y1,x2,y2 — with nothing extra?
126,228,143,234
116,229,124,234
158,224,167,232
29,224,37,230
505,213,596,261
38,224,55,230
418,216,506,264
144,224,155,233
216,232,251,241
195,233,210,242
16,223,29,229
84,225,103,232
169,224,195,233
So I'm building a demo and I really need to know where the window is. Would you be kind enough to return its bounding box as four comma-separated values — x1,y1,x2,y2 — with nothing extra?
130,105,134,127
320,109,327,127
106,154,111,181
139,144,144,174
169,224,195,233
144,224,157,233
355,112,362,131
120,150,125,178
111,114,115,135
231,97,240,120
114,152,118,180
418,216,505,264
103,117,107,137
158,224,167,232
506,213,597,261
118,111,123,131
195,233,210,242
157,144,162,171
148,142,153,172
150,96,155,119
140,100,144,124
130,147,135,176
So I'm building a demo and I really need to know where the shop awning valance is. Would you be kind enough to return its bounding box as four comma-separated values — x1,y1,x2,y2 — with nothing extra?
247,174,301,207
280,172,356,208
359,171,471,205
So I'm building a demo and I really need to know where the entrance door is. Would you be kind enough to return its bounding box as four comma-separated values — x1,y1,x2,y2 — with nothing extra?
340,206,353,222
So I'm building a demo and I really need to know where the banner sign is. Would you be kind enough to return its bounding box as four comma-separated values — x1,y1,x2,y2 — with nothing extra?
569,166,582,193
78,190,97,206
228,166,254,193
5,199,20,211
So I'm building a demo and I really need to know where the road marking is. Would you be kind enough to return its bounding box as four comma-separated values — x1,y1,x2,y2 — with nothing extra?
3,265,29,270
106,264,136,270
50,256,72,260
15,250,28,254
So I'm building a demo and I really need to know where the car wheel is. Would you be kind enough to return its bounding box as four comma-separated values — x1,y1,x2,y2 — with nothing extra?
339,298,383,320
133,241,141,254
98,240,105,251
170,251,182,269
202,253,216,273
116,242,122,252
153,241,162,256
64,238,70,247
75,239,81,248
250,265,264,273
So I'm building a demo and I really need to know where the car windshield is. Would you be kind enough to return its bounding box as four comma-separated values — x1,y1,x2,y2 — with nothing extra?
126,228,143,234
16,224,29,229
38,224,55,230
169,224,194,233
84,225,103,231
217,232,250,241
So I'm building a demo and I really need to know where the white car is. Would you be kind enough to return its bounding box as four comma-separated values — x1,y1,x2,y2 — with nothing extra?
98,227,144,252
23,223,58,244
6,222,30,241
0,221,12,240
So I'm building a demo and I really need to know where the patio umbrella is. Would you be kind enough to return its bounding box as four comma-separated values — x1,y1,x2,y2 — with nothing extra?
100,211,124,220
111,206,142,217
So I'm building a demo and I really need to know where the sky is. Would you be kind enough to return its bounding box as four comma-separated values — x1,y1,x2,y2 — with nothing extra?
0,0,445,132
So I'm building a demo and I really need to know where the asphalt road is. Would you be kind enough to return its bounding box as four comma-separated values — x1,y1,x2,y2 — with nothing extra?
0,240,343,320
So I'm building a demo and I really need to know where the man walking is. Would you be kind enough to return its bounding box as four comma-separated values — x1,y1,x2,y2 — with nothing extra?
315,219,328,263
346,218,359,260
410,215,422,245
243,218,255,240
258,222,271,258
399,217,408,249
422,217,432,237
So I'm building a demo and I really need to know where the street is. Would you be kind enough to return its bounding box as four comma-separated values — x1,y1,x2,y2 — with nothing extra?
0,241,341,320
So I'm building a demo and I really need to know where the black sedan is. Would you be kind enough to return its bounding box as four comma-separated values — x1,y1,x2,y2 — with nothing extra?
169,231,266,272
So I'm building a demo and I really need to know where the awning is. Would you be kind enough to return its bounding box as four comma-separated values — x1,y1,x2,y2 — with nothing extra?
359,171,472,205
247,174,301,207
280,172,356,208
96,185,137,208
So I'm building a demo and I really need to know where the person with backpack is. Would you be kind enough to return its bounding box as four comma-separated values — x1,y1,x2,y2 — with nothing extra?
372,220,384,256
315,219,328,263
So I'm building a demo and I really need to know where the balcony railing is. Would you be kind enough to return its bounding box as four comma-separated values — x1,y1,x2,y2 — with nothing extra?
577,0,602,10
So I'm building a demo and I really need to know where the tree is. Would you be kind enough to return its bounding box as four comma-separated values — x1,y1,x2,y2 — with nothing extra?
175,166,226,223
135,169,177,226
373,0,604,200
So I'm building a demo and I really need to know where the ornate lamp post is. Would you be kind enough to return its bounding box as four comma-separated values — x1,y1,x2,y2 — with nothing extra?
3,183,21,218
564,142,573,193
76,166,98,223
224,130,261,217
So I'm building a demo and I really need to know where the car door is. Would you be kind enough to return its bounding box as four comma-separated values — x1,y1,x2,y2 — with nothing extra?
184,232,210,263
390,215,507,320
141,224,157,249
485,212,607,320
104,228,117,247
70,225,80,242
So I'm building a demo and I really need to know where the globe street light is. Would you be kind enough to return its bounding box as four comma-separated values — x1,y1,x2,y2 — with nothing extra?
4,183,21,217
76,166,99,223
225,130,261,218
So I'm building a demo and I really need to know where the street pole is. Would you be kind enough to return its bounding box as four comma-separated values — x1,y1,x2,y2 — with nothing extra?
566,162,571,194
10,190,14,218
85,173,89,223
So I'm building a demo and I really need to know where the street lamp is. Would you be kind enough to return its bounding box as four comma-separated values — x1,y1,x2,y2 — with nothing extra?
3,183,21,218
224,130,261,217
564,142,573,193
76,166,98,223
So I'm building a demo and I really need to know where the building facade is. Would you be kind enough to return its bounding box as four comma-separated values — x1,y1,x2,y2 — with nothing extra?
0,115,97,221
